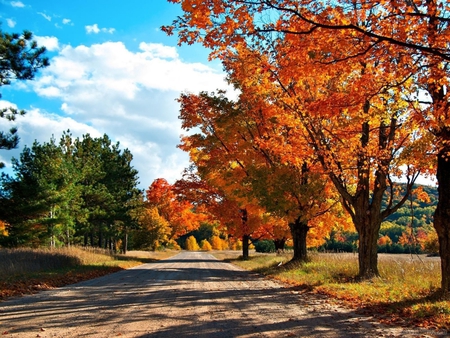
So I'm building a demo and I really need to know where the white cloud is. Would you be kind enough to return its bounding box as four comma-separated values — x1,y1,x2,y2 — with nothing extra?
34,36,59,51
12,41,233,187
139,43,178,59
85,24,115,34
10,1,25,8
0,103,101,174
62,18,72,25
6,18,16,28
37,12,51,21
85,24,100,34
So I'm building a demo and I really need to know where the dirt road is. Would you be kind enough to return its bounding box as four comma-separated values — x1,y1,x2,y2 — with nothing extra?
0,252,445,337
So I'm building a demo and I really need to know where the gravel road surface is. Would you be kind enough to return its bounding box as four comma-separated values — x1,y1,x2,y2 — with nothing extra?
0,251,445,337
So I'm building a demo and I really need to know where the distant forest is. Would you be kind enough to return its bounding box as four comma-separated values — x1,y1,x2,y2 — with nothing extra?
319,184,438,254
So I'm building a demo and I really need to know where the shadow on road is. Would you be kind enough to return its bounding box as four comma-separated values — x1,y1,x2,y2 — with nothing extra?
2,252,446,337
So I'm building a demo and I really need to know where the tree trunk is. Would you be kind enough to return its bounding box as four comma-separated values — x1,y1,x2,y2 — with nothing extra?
356,219,380,278
66,229,70,247
242,234,250,259
123,231,128,254
98,230,103,248
240,208,250,259
434,142,450,293
289,218,309,262
274,238,286,252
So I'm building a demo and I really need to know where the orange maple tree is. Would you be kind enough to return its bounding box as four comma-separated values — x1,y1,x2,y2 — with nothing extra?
177,91,348,261
145,178,206,243
238,42,430,275
164,0,450,290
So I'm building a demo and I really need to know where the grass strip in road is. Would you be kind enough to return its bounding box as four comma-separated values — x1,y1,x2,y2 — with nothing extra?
217,251,449,332
0,247,177,301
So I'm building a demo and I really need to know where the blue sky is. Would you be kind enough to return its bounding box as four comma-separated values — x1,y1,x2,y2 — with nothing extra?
0,0,231,189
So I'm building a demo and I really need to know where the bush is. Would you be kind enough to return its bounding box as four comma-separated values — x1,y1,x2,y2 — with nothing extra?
210,236,223,250
200,239,212,251
185,235,200,251
254,240,276,253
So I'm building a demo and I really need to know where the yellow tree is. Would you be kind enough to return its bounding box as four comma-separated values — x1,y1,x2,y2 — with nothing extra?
133,206,171,250
185,235,200,250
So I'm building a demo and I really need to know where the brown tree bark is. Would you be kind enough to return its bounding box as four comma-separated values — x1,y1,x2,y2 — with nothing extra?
434,139,450,293
122,231,128,254
242,234,250,259
274,238,286,252
355,218,381,278
289,217,309,262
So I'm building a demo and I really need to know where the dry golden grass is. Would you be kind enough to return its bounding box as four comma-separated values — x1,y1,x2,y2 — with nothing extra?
0,247,178,300
121,249,179,262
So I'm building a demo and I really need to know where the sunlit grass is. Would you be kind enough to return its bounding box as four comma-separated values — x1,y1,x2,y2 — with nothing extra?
221,251,449,330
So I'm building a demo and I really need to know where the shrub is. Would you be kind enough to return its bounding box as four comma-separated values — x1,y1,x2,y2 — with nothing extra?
200,239,212,251
210,236,223,250
185,235,200,251
254,240,276,253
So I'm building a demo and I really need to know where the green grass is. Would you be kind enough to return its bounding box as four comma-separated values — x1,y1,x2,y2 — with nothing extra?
219,251,449,331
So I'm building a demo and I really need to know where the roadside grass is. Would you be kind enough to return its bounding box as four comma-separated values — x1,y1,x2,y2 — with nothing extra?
0,247,177,301
220,251,449,331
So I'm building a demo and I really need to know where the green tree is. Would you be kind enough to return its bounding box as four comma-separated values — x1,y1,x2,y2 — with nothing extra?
73,134,140,251
0,27,48,166
0,132,141,249
0,137,79,247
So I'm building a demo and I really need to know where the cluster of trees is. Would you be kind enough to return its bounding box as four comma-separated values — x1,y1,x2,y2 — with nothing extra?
131,178,208,250
0,132,141,250
130,176,278,252
0,27,144,252
162,0,450,292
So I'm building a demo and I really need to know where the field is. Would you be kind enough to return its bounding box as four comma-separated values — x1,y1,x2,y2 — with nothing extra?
214,251,449,331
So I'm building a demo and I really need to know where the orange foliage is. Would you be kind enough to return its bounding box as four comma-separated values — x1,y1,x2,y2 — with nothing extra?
0,221,8,236
146,178,206,240
378,235,393,246
167,0,448,277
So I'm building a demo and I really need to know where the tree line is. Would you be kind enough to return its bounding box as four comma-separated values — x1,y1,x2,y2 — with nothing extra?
0,132,141,251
